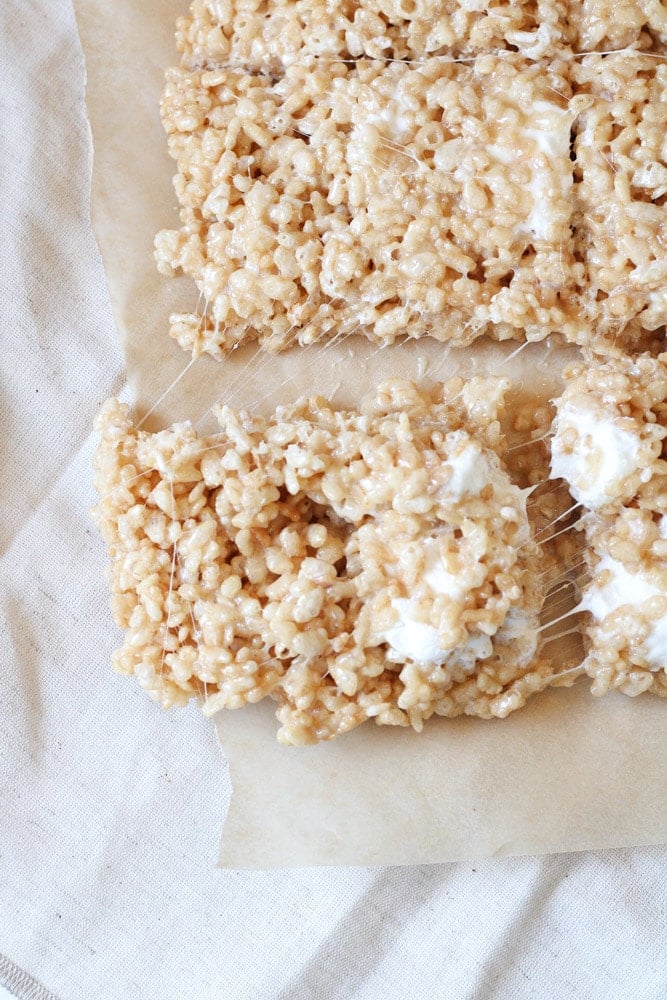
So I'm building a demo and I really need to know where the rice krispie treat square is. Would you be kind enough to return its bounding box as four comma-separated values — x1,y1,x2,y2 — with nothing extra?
156,54,587,357
581,510,667,698
176,0,569,73
160,3,667,359
550,352,667,511
177,1,666,75
94,378,569,744
571,54,667,351
549,353,667,698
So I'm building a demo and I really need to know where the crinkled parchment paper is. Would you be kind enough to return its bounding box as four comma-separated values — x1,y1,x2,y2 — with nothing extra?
75,0,666,867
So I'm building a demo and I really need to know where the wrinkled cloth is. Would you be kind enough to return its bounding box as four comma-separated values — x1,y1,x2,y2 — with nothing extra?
0,2,664,998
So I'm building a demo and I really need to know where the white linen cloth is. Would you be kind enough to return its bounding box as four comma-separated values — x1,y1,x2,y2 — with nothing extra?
0,2,664,998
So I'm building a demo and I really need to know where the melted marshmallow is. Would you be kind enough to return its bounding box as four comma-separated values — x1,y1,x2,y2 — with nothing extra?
347,94,414,170
646,620,667,669
381,537,529,666
441,438,505,501
446,632,494,672
505,23,560,60
381,437,530,665
383,599,445,663
422,537,468,600
523,101,572,159
550,399,642,509
582,555,667,669
371,103,413,142
496,606,538,650
441,438,531,545
488,99,571,241
382,538,468,663
383,599,495,668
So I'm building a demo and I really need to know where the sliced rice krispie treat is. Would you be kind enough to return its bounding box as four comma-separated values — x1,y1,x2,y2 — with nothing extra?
176,0,569,73
94,378,564,744
571,54,667,352
550,352,667,511
580,510,667,698
156,55,587,356
549,353,667,696
176,1,666,73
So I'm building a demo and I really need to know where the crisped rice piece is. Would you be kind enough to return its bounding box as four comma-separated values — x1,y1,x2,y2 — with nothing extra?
580,510,667,698
571,54,667,351
93,378,561,744
550,352,667,511
156,55,587,356
176,0,570,72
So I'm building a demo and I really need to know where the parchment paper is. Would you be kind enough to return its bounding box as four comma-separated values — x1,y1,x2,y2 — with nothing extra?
75,0,666,867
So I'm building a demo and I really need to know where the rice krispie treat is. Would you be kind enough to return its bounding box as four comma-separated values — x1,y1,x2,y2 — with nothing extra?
176,0,665,74
551,352,667,511
156,54,588,356
158,2,667,358
94,378,568,744
572,54,667,351
580,510,667,698
549,353,667,696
